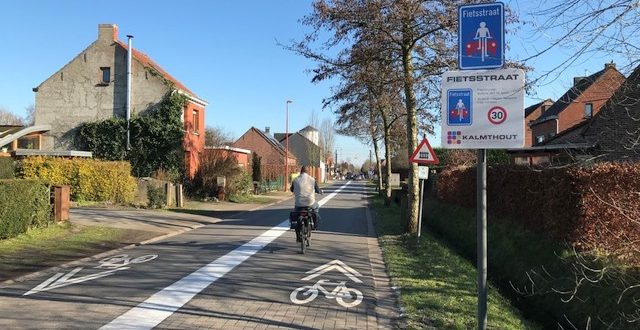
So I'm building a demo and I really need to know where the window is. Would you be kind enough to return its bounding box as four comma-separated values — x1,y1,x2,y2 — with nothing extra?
535,135,545,145
100,67,110,84
584,103,593,118
192,110,199,134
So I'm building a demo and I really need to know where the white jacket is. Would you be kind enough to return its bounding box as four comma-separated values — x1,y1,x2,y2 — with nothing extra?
291,173,321,207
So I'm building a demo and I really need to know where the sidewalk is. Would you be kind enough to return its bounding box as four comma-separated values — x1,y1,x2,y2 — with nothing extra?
70,190,293,239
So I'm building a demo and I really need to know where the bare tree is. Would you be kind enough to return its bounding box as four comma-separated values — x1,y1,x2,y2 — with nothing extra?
523,0,639,85
205,126,234,147
24,105,35,126
0,107,24,126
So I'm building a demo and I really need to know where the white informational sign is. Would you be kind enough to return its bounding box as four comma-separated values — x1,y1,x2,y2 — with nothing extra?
389,173,400,187
418,166,429,180
440,68,524,149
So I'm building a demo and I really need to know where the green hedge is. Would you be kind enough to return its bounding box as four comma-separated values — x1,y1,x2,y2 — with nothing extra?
0,179,51,239
425,198,640,329
0,158,14,179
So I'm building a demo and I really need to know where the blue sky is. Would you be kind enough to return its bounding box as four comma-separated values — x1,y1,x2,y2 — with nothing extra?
0,1,629,166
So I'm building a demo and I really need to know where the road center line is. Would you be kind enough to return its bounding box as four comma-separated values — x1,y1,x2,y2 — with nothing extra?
100,181,351,330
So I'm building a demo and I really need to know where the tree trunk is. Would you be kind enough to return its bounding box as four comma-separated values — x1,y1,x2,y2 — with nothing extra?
380,108,393,206
371,136,383,192
401,31,419,234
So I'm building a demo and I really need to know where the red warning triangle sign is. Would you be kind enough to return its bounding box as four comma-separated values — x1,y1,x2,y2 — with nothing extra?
410,138,440,164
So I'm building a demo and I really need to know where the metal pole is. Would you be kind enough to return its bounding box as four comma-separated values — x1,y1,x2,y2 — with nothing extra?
417,178,424,241
126,35,134,151
477,149,487,329
285,100,292,191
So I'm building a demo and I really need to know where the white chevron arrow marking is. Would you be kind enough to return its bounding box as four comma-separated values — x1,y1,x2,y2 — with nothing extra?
302,259,363,283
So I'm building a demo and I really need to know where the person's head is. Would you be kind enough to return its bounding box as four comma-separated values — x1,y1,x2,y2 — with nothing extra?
300,166,308,174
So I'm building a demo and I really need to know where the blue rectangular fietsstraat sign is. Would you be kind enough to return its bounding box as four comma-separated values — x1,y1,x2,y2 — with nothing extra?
447,89,472,126
458,2,504,70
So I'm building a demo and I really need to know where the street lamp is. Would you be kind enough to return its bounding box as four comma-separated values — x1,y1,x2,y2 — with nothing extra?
285,100,293,191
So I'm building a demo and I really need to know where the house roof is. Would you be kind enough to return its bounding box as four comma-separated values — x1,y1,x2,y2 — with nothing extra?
532,68,610,125
253,127,287,154
115,40,201,101
0,125,51,148
540,64,640,149
524,100,545,118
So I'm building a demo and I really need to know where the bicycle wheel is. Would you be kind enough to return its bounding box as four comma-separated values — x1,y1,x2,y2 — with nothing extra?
300,226,306,254
131,254,157,264
290,286,318,304
336,288,363,308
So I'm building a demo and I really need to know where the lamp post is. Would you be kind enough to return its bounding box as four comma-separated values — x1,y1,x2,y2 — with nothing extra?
285,100,292,191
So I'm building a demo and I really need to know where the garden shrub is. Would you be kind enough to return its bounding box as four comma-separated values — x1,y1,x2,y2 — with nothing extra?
147,183,166,209
0,157,14,179
187,151,243,199
77,92,186,178
19,157,136,203
0,179,51,239
436,163,640,264
425,198,640,329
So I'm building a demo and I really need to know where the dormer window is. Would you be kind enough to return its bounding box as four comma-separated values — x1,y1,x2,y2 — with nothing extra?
100,67,110,84
535,135,545,145
584,103,593,118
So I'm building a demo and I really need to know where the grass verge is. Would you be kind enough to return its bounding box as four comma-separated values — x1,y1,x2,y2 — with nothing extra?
0,222,157,282
228,194,275,204
371,196,541,329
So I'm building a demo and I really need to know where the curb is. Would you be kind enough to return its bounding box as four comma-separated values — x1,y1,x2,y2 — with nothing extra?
0,194,293,289
365,188,406,329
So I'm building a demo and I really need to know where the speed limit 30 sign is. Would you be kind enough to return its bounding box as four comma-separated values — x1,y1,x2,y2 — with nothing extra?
440,68,524,149
488,106,507,124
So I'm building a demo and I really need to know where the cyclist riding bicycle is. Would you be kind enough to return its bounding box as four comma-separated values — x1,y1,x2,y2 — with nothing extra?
290,166,323,230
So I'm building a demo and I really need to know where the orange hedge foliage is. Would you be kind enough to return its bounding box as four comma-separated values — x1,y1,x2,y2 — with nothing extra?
437,163,640,263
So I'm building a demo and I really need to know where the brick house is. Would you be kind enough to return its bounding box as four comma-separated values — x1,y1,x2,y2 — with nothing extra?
274,126,325,182
204,146,251,170
529,63,624,146
524,99,554,147
511,63,625,166
32,24,207,177
541,64,640,163
233,127,297,182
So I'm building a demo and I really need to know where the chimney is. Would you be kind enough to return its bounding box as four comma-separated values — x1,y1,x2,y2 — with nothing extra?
264,127,270,135
98,24,118,42
604,62,616,69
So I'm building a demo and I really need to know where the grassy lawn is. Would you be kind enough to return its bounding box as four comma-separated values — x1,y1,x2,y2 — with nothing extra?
0,222,156,282
228,194,276,204
371,196,541,329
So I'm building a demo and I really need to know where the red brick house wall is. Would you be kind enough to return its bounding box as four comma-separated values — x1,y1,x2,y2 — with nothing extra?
525,100,553,147
183,101,205,178
232,127,297,180
531,65,625,144
204,148,250,170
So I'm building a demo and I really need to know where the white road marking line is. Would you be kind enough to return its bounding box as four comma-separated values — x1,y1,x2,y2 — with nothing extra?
100,181,351,330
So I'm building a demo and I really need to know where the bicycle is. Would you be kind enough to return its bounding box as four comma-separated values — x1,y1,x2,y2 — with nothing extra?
95,254,158,269
290,279,363,308
291,208,314,254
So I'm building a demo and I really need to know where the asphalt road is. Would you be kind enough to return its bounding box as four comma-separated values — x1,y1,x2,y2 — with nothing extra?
0,181,398,329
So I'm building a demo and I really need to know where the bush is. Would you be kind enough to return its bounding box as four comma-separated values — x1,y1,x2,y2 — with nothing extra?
0,179,51,239
77,92,187,178
187,151,243,198
0,158,14,179
425,198,640,329
147,184,166,209
18,157,136,204
436,163,640,264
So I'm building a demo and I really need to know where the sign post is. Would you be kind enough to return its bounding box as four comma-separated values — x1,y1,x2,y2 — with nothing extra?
410,136,439,241
447,3,516,329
